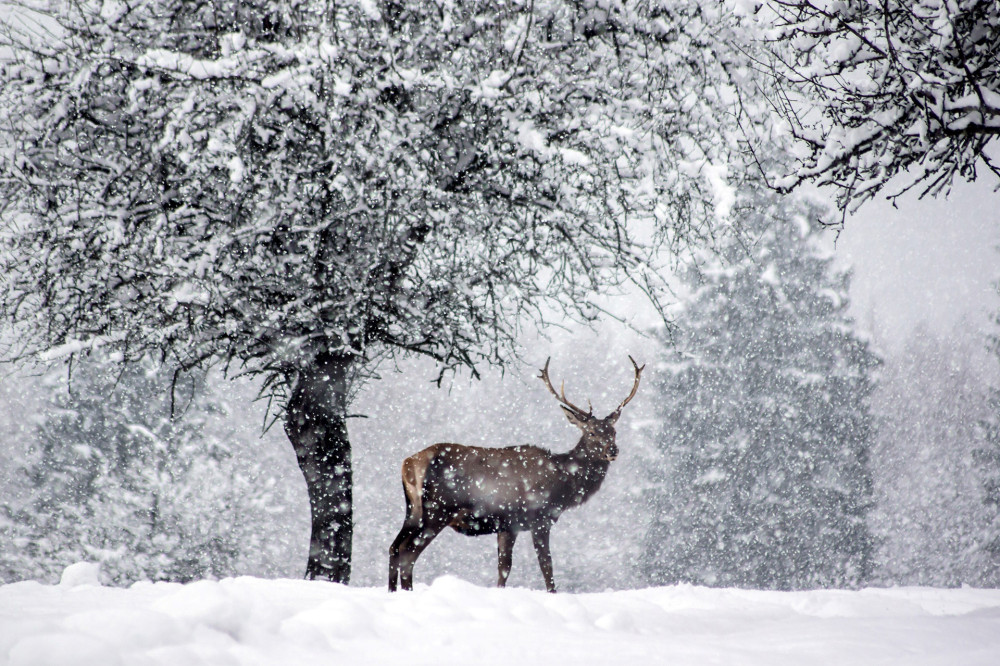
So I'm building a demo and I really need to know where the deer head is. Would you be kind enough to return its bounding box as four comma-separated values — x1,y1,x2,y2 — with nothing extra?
538,355,644,462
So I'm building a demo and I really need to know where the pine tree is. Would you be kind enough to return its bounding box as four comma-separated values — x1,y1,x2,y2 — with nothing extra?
977,284,1000,583
871,326,996,586
0,356,278,585
641,191,878,590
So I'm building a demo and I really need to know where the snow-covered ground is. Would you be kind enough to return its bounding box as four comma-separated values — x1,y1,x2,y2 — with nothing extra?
3,564,1000,666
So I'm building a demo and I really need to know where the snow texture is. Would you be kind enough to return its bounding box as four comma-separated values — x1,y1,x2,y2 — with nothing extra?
2,568,999,666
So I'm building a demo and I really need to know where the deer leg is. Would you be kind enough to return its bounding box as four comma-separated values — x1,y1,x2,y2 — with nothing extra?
398,518,447,591
530,523,556,593
497,530,518,588
389,485,420,592
389,522,419,592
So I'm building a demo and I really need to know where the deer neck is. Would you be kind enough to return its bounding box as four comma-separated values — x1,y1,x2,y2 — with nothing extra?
553,436,611,508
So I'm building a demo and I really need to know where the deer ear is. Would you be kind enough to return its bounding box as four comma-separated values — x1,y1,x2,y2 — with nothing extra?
561,405,590,429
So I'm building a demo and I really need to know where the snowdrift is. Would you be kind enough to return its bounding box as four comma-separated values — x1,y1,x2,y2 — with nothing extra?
2,564,999,666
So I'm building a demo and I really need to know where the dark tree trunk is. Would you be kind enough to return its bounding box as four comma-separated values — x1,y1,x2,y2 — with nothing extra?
284,352,353,583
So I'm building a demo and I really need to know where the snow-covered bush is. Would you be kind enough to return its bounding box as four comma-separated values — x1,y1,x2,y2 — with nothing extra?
0,356,286,585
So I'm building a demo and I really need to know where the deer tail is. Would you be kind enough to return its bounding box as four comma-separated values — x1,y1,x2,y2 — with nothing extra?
401,454,427,524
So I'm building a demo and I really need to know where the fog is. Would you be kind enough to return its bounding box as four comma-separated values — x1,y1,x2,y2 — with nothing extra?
3,179,998,590
838,178,1000,347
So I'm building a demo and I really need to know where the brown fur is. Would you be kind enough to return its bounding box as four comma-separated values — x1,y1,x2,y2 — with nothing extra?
387,358,643,593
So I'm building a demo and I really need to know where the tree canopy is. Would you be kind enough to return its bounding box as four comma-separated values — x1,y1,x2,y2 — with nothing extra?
0,0,767,392
747,0,1000,213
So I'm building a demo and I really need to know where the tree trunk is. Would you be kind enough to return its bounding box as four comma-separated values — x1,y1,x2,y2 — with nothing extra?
284,352,353,583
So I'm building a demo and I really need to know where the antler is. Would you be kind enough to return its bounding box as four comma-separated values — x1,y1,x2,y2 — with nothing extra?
609,355,644,419
538,357,592,417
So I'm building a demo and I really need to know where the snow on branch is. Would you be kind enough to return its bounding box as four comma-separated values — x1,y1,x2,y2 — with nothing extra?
37,333,126,362
751,0,1000,212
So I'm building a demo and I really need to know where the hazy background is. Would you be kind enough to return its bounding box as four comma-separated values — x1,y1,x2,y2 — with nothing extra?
2,179,998,589
838,179,1000,347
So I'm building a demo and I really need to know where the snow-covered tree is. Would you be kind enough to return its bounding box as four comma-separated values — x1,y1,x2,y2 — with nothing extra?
641,190,878,590
749,0,1000,213
870,326,996,587
979,287,1000,582
0,1,774,581
0,356,281,585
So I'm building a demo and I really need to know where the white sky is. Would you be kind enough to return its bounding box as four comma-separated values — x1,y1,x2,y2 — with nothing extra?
835,178,1000,349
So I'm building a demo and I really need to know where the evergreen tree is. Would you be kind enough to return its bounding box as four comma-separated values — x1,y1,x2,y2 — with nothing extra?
0,356,279,585
641,192,878,590
871,326,996,586
978,284,1000,583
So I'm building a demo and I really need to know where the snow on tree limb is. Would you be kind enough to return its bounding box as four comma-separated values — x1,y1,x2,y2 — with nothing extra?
0,0,772,407
747,0,1000,213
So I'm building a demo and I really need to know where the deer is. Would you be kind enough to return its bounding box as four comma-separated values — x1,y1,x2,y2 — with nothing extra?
388,356,643,593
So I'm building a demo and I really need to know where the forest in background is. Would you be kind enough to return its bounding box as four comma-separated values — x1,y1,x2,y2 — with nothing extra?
1,0,999,590
3,240,998,591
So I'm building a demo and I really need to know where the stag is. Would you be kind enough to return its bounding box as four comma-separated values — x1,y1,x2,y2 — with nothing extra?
388,356,643,593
